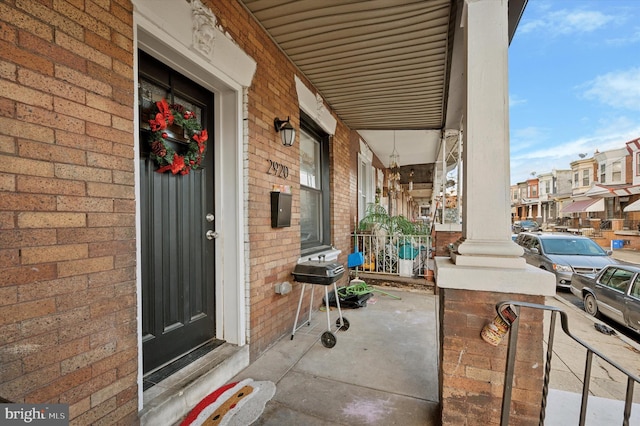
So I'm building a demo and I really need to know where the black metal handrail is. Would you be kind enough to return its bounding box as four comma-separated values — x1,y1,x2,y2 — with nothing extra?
495,300,639,426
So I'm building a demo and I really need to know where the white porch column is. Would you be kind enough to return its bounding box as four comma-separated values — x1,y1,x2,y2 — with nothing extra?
434,0,557,284
451,0,525,268
436,2,555,423
537,200,542,223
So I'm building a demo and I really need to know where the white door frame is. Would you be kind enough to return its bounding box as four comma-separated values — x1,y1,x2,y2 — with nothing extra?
133,0,256,410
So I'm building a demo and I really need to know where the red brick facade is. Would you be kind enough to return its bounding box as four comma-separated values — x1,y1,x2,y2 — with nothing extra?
433,230,462,257
208,0,356,358
439,289,546,425
0,0,138,423
0,0,364,422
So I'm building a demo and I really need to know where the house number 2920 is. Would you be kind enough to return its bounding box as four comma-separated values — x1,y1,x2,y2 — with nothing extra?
266,159,289,179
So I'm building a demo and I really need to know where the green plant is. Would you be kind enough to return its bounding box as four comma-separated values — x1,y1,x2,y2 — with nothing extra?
358,203,428,235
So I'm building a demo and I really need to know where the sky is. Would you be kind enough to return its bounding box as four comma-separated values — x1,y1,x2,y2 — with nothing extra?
508,0,640,185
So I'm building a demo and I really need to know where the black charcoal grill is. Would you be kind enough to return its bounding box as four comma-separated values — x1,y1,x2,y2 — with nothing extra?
291,257,349,348
292,261,345,285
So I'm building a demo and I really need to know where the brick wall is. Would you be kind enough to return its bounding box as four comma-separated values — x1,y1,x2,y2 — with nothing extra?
207,0,355,358
596,229,640,250
439,289,546,425
433,230,462,257
331,122,355,274
0,0,137,424
1,0,376,420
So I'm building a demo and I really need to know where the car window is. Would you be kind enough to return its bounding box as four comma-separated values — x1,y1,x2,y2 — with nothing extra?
521,236,534,249
603,268,634,292
631,277,640,299
540,238,607,256
529,238,540,251
599,267,616,285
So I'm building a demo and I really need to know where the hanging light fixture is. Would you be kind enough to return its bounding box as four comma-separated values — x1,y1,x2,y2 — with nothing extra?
408,169,414,192
274,116,296,147
388,131,401,198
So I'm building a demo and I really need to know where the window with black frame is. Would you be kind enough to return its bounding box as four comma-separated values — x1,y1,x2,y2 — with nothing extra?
299,114,330,255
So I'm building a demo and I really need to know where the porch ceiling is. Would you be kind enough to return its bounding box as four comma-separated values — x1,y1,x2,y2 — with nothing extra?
240,0,527,185
241,0,453,132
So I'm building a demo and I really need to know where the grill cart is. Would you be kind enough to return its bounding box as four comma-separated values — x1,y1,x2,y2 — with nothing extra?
291,257,350,348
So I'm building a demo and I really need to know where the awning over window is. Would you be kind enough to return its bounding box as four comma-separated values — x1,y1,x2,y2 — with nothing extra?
560,198,605,214
584,184,640,197
624,198,640,212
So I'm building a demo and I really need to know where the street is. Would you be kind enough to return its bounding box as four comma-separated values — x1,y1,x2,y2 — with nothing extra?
556,287,640,344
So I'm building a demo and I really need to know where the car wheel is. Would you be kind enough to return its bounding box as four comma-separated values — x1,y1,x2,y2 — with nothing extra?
583,293,598,317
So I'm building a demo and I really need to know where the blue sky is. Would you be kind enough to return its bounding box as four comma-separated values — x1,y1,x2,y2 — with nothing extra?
509,0,640,185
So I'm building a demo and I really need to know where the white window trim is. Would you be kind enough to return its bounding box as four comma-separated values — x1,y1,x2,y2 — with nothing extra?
357,152,375,222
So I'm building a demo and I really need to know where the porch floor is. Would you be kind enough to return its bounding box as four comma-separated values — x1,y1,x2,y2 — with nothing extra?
229,286,440,425
162,284,640,425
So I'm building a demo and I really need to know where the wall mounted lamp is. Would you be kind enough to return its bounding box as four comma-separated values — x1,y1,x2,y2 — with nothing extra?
274,116,296,147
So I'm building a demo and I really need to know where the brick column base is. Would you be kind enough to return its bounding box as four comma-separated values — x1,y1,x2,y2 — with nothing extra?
438,288,546,425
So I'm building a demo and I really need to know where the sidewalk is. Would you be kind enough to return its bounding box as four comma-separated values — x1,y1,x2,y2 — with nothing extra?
610,247,640,265
544,248,640,425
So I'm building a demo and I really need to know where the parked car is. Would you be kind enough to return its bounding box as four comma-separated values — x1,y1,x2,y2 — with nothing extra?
512,220,540,233
570,264,640,333
515,232,618,289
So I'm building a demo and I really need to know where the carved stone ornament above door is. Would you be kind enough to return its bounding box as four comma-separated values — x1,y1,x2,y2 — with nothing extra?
191,0,217,57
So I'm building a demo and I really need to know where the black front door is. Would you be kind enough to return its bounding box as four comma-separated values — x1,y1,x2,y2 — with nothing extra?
138,50,217,373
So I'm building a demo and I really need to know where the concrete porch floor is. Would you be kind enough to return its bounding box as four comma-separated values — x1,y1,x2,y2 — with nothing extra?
162,281,640,425
231,286,440,425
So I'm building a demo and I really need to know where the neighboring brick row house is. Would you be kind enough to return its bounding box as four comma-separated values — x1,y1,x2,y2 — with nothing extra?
1,1,554,424
511,137,640,233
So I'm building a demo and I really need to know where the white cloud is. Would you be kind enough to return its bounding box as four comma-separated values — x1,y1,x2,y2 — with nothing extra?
581,67,640,111
605,27,640,45
519,8,614,36
510,120,640,184
509,94,527,107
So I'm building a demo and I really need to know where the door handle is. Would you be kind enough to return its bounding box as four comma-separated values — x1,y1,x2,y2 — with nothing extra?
206,230,219,240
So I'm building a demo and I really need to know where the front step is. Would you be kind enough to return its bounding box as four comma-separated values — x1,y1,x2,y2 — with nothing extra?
139,343,249,425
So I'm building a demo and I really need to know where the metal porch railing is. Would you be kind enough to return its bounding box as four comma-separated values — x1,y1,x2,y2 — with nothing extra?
495,301,639,426
351,233,431,277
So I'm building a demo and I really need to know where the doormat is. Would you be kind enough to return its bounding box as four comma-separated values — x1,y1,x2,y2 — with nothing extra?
180,378,275,426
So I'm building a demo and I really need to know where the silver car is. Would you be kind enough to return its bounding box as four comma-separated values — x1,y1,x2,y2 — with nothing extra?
512,220,540,233
570,264,640,332
515,232,618,289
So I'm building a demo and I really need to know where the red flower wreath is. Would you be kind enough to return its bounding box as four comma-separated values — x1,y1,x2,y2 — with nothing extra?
148,98,208,175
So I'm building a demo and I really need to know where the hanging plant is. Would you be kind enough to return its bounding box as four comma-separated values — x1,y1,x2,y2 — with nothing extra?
148,98,208,175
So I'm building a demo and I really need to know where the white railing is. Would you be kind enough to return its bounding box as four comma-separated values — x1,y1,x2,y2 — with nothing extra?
352,233,432,278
